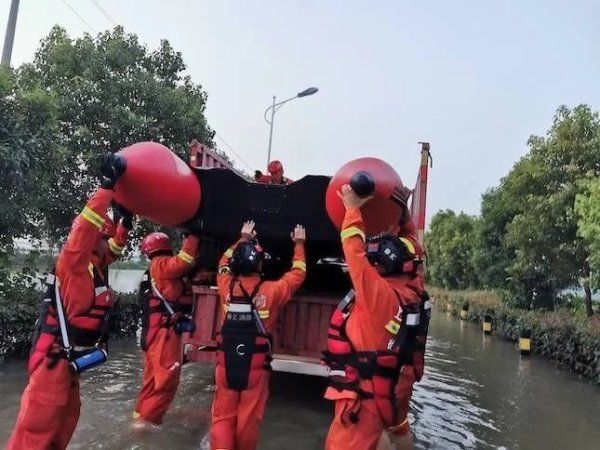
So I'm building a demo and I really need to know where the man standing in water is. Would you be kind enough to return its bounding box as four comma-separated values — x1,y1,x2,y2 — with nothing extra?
7,156,130,450
210,220,306,450
133,231,199,426
323,184,427,450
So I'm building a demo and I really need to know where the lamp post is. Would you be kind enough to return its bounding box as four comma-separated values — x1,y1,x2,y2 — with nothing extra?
1,0,20,66
264,86,318,167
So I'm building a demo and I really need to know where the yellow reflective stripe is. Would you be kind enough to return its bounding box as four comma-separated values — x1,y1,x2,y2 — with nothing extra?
224,248,234,258
80,206,104,229
385,320,401,335
132,411,140,419
399,237,416,255
88,263,94,277
107,238,123,255
177,250,194,264
222,304,229,313
292,260,306,272
258,309,270,319
340,226,365,242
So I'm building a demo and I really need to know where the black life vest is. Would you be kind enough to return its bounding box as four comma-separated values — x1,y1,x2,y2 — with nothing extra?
412,291,431,381
217,279,271,391
138,270,193,351
321,288,427,427
29,265,114,373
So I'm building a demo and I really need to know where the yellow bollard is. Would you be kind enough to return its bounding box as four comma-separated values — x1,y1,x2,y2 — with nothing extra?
482,314,492,335
519,329,532,355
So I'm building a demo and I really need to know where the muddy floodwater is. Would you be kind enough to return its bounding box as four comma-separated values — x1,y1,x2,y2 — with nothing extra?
1,310,598,449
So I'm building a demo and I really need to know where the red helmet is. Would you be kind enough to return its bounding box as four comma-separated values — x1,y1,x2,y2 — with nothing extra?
268,160,283,175
141,232,172,258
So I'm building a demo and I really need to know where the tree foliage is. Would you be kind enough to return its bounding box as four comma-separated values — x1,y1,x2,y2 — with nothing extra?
3,26,214,244
576,178,600,288
425,210,480,290
427,105,600,312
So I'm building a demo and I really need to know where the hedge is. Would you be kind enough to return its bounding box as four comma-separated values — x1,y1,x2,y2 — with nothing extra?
0,288,140,362
431,288,600,384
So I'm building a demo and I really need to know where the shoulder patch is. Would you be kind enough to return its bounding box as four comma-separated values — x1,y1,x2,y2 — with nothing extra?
219,266,232,275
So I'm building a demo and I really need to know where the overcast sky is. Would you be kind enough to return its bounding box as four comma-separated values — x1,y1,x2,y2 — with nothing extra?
2,0,599,219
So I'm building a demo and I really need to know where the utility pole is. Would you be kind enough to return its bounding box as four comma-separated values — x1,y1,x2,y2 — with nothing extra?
1,0,20,66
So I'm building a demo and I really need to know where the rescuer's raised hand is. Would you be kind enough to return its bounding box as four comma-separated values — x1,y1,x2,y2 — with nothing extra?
241,220,257,241
291,224,306,243
337,184,373,210
100,153,126,190
112,202,134,229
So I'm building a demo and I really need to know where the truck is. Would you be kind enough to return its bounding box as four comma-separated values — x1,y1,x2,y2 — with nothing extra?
182,140,432,376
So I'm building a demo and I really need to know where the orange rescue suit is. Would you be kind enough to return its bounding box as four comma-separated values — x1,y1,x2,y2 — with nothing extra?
134,235,199,425
7,188,126,450
324,208,424,450
210,240,306,450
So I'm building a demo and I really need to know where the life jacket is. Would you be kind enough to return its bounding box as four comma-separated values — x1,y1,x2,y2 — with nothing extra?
29,265,114,373
138,270,193,351
217,279,272,391
412,291,431,381
321,288,426,427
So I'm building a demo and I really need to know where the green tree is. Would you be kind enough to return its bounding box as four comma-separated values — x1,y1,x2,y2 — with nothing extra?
473,105,599,311
15,26,214,242
505,106,599,311
425,210,480,289
575,178,600,315
0,65,58,248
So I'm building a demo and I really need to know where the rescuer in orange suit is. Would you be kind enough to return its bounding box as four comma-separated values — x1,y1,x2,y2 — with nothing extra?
267,160,293,185
377,222,427,450
210,220,306,450
133,231,200,426
323,184,427,450
7,155,131,450
383,211,428,450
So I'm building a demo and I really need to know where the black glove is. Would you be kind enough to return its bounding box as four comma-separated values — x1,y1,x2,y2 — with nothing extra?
112,202,133,229
100,153,126,190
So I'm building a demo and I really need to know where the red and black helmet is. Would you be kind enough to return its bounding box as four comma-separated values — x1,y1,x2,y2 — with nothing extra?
365,234,416,275
140,232,172,258
268,160,283,175
230,240,265,275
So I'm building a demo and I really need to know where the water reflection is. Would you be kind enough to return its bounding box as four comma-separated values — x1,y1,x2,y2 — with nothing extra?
0,312,599,449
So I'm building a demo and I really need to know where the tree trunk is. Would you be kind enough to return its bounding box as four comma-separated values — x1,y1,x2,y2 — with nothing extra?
582,279,594,317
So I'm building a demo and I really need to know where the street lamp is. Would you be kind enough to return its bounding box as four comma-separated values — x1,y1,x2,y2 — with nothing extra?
264,86,319,166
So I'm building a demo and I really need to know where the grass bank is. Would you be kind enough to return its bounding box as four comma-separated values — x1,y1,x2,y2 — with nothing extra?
430,288,600,385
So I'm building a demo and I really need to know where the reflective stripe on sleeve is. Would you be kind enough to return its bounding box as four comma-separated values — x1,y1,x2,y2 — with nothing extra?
177,250,194,264
81,206,105,229
258,309,270,319
340,226,365,242
107,238,123,255
292,260,307,272
224,248,234,258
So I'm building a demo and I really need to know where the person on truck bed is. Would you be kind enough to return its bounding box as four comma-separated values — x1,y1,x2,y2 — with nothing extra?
210,220,306,450
267,160,293,185
133,231,200,427
322,184,429,450
7,155,132,450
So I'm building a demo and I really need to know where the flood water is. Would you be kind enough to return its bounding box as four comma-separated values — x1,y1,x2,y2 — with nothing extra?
0,310,598,449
